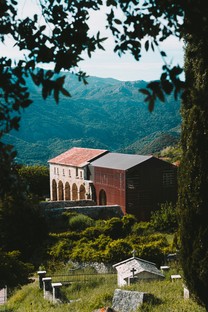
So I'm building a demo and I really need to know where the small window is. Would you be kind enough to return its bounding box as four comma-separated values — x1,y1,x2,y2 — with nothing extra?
76,167,79,177
163,170,175,187
80,171,83,178
63,169,65,176
127,179,135,189
69,169,71,177
54,167,56,174
57,168,59,175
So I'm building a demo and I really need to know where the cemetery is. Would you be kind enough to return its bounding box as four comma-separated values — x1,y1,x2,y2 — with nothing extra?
0,250,204,312
0,210,204,312
32,251,190,312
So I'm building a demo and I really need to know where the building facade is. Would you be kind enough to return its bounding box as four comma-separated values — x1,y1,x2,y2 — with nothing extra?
48,147,108,201
89,153,177,220
48,147,177,221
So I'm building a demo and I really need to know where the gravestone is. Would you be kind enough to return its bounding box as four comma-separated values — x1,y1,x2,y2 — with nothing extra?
37,270,46,289
0,287,7,305
42,277,53,301
171,274,181,282
183,286,190,300
167,253,178,262
52,282,62,303
112,289,153,312
160,266,170,273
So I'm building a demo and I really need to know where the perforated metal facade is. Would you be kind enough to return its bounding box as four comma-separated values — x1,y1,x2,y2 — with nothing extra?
90,154,177,221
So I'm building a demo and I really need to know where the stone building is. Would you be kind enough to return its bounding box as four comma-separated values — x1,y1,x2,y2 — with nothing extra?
113,256,164,286
48,147,108,201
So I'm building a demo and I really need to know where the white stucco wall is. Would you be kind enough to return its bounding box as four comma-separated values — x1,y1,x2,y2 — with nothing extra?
49,163,92,201
114,258,164,287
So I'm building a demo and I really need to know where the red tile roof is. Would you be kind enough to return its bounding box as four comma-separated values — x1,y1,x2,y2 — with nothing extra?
48,147,108,167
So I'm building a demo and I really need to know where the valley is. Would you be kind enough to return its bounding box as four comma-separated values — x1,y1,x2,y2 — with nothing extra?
3,74,181,165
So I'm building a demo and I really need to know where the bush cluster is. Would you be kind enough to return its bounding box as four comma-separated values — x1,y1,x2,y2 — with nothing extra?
150,202,178,233
47,212,175,267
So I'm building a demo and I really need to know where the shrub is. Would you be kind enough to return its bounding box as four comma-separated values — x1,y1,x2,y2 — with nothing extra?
49,231,81,241
150,202,178,233
132,221,153,236
70,242,104,263
48,239,72,261
90,234,112,251
18,165,49,199
70,234,113,263
122,214,137,235
0,250,33,288
132,234,169,266
68,214,95,232
105,239,133,263
0,195,48,261
82,226,104,239
103,217,123,239
138,241,167,266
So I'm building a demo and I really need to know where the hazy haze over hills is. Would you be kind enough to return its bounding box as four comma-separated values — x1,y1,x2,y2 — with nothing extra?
3,73,181,165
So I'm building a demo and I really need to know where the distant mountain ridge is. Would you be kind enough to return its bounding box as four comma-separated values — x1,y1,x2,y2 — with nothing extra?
3,73,181,165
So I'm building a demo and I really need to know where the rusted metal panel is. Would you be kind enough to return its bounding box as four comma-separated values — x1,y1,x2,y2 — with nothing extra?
91,157,177,221
126,157,177,220
92,167,126,215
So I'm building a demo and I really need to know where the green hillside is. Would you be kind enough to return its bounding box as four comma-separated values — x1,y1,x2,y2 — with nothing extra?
3,73,181,165
121,129,180,155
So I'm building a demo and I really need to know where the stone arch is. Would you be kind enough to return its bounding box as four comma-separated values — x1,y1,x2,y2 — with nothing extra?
80,184,86,200
58,180,64,200
72,183,78,200
52,179,57,201
99,189,107,205
65,182,71,200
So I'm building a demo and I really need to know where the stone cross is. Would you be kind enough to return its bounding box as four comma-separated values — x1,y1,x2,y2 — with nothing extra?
132,249,136,258
130,267,136,278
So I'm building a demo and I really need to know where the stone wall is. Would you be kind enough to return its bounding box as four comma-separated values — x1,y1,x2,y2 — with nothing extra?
39,201,124,231
62,205,123,219
40,199,96,210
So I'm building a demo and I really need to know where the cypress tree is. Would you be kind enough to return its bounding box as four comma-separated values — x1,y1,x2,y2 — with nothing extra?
178,6,208,307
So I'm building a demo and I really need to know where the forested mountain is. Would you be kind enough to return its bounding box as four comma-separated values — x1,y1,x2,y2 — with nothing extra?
3,73,181,165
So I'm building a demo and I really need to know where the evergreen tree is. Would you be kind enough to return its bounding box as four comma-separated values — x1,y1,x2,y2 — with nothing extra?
0,250,33,288
0,194,47,261
178,22,208,308
18,165,50,199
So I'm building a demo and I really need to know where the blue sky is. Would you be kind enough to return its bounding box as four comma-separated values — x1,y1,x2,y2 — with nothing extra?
80,36,184,82
0,0,184,82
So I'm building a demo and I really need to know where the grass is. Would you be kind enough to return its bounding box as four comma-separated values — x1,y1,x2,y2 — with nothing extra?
0,279,115,312
129,280,205,312
0,267,206,312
